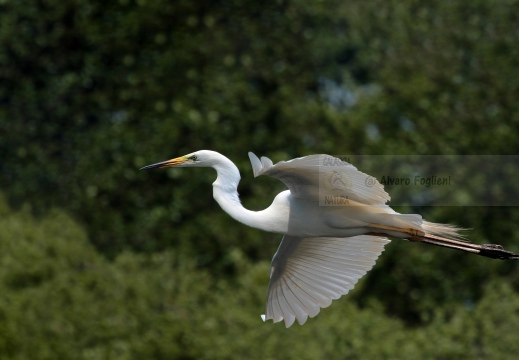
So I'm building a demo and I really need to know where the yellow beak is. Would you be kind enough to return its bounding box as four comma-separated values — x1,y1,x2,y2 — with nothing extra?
140,156,188,170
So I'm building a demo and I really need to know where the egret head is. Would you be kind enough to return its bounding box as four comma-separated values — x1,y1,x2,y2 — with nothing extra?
140,150,222,170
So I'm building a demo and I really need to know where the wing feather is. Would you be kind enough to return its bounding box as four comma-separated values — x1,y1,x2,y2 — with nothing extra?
263,235,390,327
248,152,390,205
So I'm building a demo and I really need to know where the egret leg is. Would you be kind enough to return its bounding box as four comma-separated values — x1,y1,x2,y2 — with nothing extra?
366,223,519,260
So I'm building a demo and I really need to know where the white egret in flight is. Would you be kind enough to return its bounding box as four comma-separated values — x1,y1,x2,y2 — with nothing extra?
141,150,519,327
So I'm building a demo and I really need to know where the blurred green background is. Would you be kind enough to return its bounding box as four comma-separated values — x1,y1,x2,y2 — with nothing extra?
2,0,519,358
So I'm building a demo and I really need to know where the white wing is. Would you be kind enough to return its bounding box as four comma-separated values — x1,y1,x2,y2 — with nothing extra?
248,152,390,205
263,235,390,327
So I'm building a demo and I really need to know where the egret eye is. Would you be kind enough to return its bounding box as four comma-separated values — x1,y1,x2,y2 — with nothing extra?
189,155,198,161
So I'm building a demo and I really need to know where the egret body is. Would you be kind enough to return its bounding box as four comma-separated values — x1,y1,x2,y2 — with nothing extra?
142,150,519,327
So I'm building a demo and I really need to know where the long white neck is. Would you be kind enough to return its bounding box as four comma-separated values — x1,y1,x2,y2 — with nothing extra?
211,154,274,232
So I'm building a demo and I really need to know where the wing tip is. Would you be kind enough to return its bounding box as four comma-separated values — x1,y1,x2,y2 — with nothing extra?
248,152,276,177
248,152,262,177
284,314,296,328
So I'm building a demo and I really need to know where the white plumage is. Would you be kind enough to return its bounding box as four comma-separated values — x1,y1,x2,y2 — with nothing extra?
265,235,389,327
142,150,517,327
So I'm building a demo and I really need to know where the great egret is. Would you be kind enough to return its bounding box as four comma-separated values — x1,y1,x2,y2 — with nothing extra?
141,150,519,327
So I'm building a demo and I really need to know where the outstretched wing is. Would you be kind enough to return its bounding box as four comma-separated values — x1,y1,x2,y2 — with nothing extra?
248,152,390,205
262,235,390,328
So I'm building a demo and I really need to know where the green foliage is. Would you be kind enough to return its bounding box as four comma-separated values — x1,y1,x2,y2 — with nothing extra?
1,0,349,258
1,0,519,356
341,0,519,154
2,200,519,359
